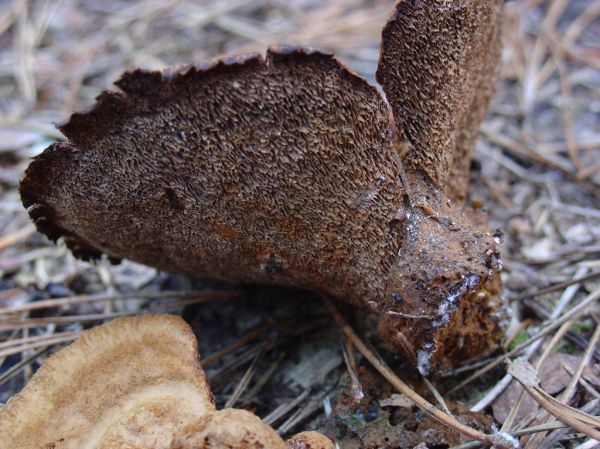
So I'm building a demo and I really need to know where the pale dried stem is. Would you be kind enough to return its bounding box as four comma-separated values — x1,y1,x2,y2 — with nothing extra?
0,289,239,315
0,224,35,251
461,269,591,400
324,298,501,447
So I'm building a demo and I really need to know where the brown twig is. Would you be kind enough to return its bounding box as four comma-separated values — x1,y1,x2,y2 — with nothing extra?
324,297,516,448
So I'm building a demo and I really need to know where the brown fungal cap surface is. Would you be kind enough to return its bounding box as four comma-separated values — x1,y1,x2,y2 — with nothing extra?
21,48,402,307
21,0,506,371
191,409,287,449
287,431,336,449
0,315,333,449
377,0,503,201
0,315,214,449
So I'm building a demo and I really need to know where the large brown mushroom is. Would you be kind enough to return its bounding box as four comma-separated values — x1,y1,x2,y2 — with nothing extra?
20,0,505,371
0,315,335,449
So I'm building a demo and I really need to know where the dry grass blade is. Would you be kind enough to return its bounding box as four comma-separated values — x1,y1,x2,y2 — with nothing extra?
341,337,364,402
423,376,454,417
523,320,600,449
201,317,293,367
241,351,285,404
562,364,600,400
472,268,588,413
449,422,571,449
508,359,600,441
511,271,600,301
324,297,518,449
0,296,227,331
480,127,574,175
224,336,274,408
0,330,79,350
263,389,311,426
0,289,241,315
560,320,600,404
0,224,35,251
502,308,584,431
0,333,80,358
537,399,600,449
0,347,50,388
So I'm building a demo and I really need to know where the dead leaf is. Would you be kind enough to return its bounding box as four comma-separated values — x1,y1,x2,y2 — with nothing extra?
493,353,580,424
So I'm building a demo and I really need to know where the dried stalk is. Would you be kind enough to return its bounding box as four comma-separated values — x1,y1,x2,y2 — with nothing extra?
324,297,516,449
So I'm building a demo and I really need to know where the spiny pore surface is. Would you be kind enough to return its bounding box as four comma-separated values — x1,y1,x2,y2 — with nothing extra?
21,0,507,371
21,49,403,307
377,0,503,201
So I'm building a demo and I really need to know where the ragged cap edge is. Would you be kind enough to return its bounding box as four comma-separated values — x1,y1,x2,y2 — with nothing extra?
19,142,106,261
0,314,214,447
18,46,389,263
59,46,381,148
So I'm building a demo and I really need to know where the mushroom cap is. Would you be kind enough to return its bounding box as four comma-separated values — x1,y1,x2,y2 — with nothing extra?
189,409,287,449
287,431,336,449
0,315,335,449
19,0,506,371
0,315,214,449
377,0,503,201
20,48,402,307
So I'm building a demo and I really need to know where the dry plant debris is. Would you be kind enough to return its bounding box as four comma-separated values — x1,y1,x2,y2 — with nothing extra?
1,0,599,448
0,314,334,449
20,0,505,373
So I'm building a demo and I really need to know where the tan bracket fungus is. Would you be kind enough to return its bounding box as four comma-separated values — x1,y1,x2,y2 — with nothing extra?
20,0,505,372
0,315,335,449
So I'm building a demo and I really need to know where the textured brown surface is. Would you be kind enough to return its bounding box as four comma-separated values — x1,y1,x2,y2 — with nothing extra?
377,0,503,201
193,409,287,449
0,315,334,449
21,0,505,371
287,431,335,449
0,315,214,449
21,49,401,307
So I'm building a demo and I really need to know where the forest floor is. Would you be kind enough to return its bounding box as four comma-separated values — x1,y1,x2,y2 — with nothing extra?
0,1,599,448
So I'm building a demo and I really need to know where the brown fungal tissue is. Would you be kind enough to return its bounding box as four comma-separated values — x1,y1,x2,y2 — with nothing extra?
0,315,335,449
20,0,505,372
